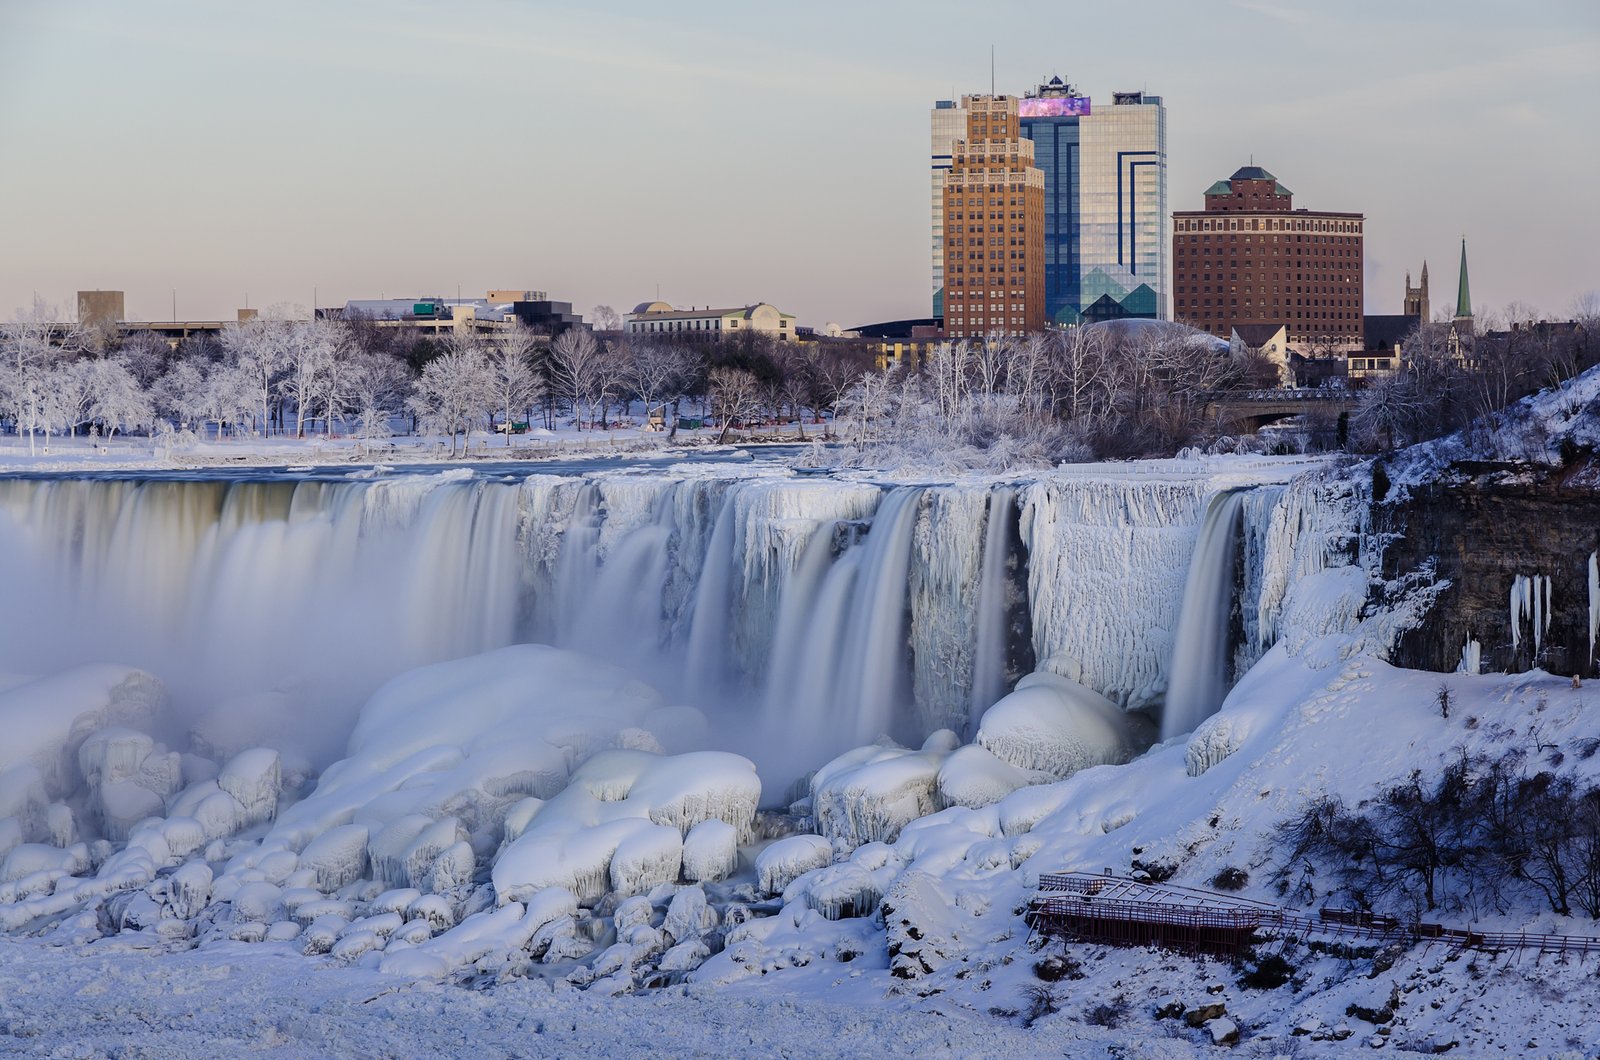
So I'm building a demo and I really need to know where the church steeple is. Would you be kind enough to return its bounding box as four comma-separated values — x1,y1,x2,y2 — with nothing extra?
1454,238,1472,320
1404,259,1431,320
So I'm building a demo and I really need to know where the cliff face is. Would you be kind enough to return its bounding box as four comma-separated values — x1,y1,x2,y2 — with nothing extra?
1374,457,1600,677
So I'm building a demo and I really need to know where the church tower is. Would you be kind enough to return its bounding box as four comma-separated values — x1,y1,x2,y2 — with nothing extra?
1454,238,1472,322
1404,261,1430,320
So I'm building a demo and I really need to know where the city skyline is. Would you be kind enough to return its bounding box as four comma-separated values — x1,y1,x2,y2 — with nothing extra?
2,0,1596,328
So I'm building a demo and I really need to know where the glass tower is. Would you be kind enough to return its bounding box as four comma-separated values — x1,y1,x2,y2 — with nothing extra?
1016,78,1167,325
929,99,969,319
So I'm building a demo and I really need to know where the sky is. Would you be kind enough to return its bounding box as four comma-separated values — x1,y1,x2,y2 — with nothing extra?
1,0,1597,329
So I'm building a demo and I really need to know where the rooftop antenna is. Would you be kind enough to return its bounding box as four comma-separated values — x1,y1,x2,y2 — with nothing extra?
990,45,995,96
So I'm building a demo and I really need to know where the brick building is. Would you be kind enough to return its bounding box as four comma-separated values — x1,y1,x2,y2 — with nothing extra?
940,95,1046,338
1172,166,1364,353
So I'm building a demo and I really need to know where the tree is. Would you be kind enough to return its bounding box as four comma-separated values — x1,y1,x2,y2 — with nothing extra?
548,327,603,429
708,365,762,444
343,349,411,448
483,325,542,444
151,359,211,431
0,298,80,456
408,344,492,456
627,341,695,438
82,357,152,439
220,316,290,437
590,305,623,332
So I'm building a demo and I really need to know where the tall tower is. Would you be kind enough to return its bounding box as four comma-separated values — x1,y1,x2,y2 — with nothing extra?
1017,78,1166,325
1404,261,1430,320
940,95,1045,338
1454,238,1472,321
930,98,970,319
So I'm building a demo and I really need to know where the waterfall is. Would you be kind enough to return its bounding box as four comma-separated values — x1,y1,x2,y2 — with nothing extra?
0,458,1332,779
969,487,1017,733
1162,490,1247,740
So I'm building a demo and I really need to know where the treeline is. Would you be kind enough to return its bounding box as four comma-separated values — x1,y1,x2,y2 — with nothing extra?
837,322,1280,469
1351,310,1598,453
0,300,879,456
1275,750,1600,920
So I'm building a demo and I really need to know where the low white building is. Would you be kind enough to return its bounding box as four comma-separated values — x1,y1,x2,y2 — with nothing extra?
624,302,797,342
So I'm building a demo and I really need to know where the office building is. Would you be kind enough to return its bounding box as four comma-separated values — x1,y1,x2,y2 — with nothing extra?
1172,165,1364,352
939,94,1045,338
1017,77,1167,325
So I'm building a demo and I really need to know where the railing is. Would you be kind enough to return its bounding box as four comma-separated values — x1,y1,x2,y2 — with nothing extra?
1027,873,1600,957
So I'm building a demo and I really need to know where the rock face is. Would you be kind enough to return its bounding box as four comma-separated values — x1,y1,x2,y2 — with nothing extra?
1374,458,1600,677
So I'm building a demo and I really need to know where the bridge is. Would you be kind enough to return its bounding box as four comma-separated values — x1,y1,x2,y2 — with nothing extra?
1205,389,1358,433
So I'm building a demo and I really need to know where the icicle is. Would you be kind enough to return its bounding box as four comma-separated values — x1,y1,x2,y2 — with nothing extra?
1589,552,1598,667
1458,636,1481,676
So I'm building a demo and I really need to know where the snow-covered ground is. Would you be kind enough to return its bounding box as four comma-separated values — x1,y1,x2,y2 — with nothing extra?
1,428,1597,1056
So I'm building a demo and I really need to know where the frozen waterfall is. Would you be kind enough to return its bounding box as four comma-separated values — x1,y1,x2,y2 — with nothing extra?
1161,490,1247,740
0,458,1324,782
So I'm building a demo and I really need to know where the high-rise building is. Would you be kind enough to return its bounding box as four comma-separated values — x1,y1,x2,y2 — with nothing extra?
929,98,969,320
1014,77,1167,326
939,95,1045,338
1172,165,1365,351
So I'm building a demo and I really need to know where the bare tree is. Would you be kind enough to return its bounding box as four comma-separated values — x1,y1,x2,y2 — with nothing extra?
708,365,763,444
590,305,623,332
628,341,695,437
483,325,542,444
548,327,603,429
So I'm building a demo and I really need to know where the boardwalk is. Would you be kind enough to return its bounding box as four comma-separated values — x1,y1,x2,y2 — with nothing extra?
1026,873,1600,959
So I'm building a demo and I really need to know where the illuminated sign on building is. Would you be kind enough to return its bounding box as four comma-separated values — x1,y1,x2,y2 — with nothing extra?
1018,97,1091,118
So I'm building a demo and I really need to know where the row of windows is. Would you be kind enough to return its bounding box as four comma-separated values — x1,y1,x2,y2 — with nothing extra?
1176,216,1360,234
1177,283,1356,294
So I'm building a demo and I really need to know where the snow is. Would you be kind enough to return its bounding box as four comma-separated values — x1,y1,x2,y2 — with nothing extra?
680,819,739,883
2,447,1598,1051
975,671,1133,779
755,835,834,895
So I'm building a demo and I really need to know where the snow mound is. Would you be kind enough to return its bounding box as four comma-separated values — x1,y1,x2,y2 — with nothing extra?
975,671,1133,779
755,835,833,895
811,745,942,848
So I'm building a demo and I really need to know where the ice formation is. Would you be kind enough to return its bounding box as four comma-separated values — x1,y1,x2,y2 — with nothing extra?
0,455,1361,994
1509,573,1554,654
1589,552,1598,668
975,672,1132,780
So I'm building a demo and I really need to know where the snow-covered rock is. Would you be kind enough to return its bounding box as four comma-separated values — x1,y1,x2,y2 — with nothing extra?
976,671,1132,779
681,819,738,883
298,824,370,892
811,745,942,847
755,835,832,895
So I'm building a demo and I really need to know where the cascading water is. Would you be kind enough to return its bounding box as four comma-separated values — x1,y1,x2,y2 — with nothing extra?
969,487,1017,733
0,459,1325,785
1161,490,1248,740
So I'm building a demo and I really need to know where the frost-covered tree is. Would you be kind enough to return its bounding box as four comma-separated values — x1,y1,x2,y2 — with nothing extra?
278,319,340,438
408,343,492,456
220,316,292,437
343,350,411,448
82,357,152,438
483,325,542,443
0,299,80,455
151,359,211,431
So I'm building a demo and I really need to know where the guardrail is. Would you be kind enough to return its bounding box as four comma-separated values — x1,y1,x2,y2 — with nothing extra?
1027,873,1600,958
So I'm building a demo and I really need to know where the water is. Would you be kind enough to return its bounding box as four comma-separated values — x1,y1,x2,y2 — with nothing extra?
1162,490,1248,740
0,458,1302,784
